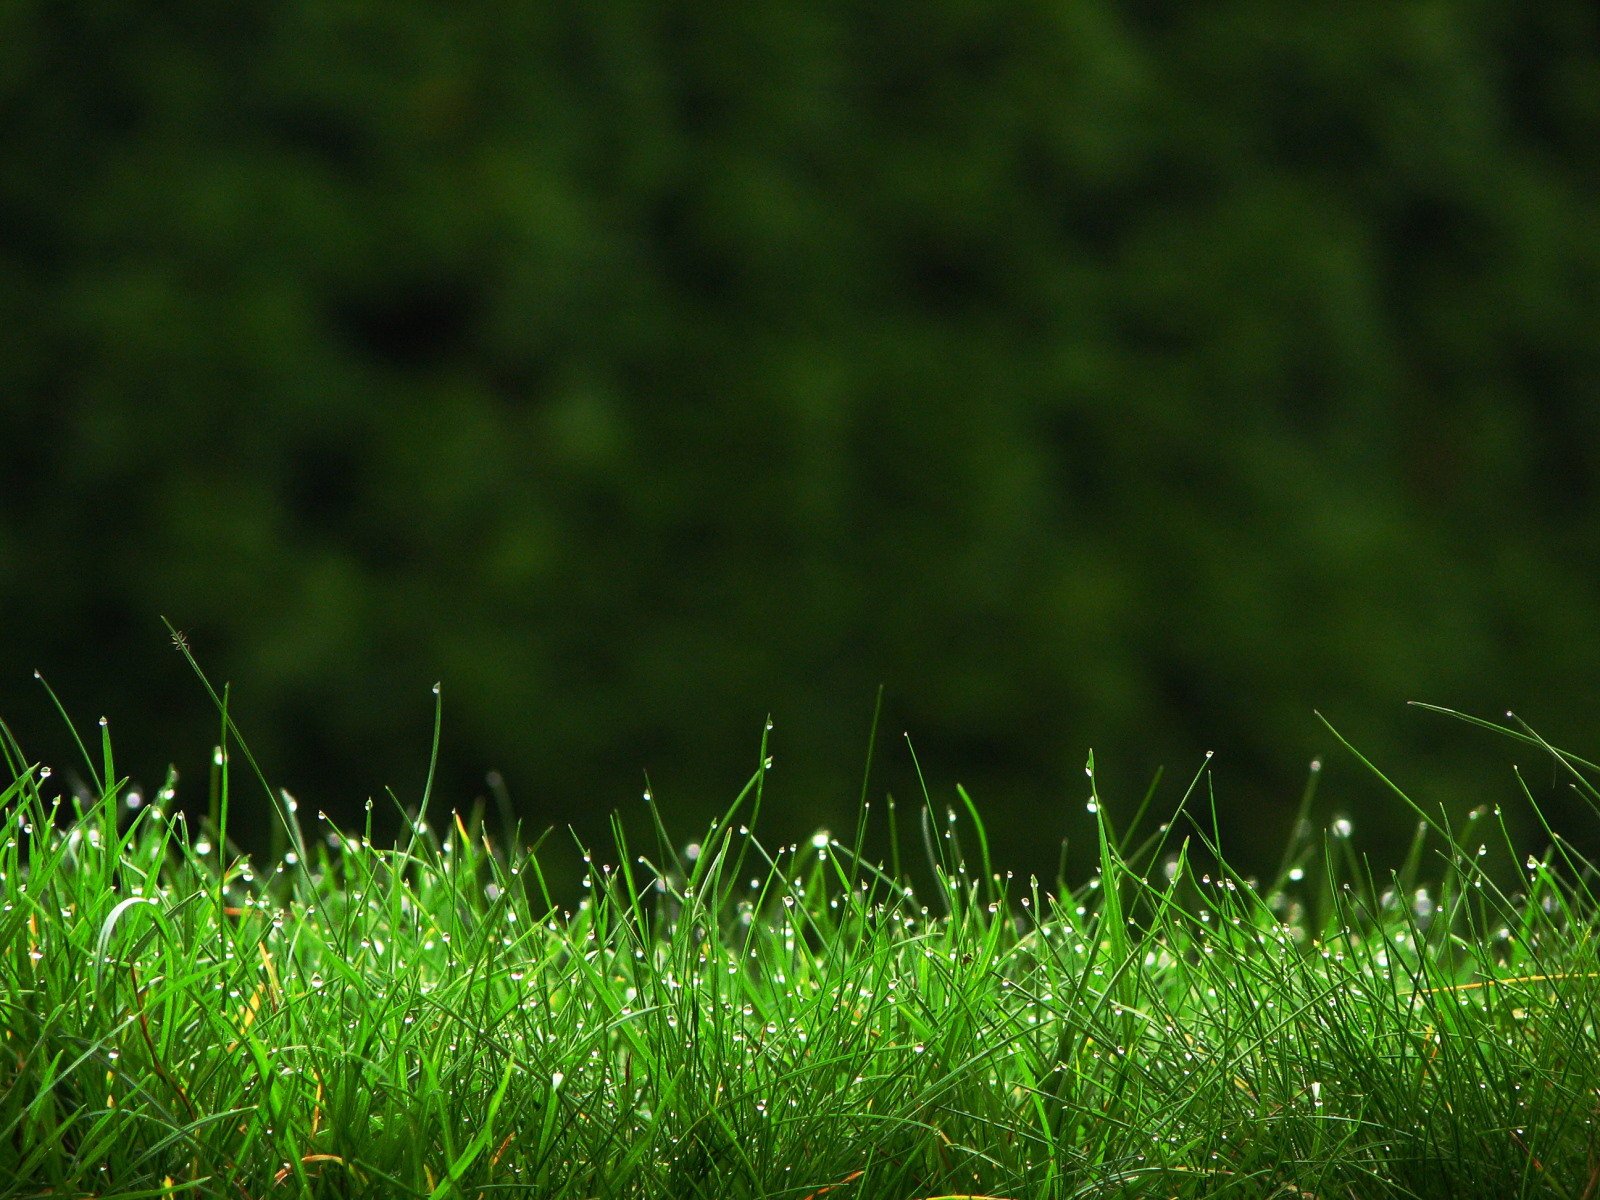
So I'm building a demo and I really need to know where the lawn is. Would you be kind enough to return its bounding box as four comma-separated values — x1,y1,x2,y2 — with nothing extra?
3,660,1598,1198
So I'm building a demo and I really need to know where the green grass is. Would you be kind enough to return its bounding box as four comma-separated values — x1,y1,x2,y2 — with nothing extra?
4,672,1600,1198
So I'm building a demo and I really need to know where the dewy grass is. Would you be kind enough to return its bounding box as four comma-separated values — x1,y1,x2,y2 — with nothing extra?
3,682,1600,1198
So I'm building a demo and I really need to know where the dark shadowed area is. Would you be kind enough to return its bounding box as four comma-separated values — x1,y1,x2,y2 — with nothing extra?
3,3,1599,892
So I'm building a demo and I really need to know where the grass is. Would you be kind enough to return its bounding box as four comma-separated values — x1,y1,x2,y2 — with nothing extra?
4,665,1600,1198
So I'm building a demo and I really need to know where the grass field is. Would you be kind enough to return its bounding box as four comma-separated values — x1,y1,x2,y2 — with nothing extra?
3,659,1600,1198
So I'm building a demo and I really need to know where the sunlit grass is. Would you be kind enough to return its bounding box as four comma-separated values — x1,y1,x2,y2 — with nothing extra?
3,665,1600,1198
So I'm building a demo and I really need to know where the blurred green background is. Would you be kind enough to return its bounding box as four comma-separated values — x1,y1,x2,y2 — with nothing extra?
3,2,1599,887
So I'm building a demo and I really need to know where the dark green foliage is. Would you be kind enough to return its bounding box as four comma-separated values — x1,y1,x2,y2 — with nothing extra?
3,2,1600,876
